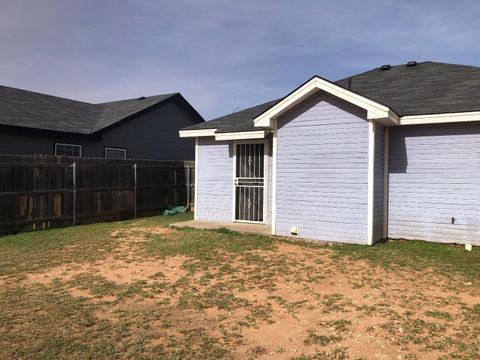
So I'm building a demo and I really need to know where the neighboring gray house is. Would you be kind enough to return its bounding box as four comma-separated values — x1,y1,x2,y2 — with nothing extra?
0,85,204,160
180,61,480,246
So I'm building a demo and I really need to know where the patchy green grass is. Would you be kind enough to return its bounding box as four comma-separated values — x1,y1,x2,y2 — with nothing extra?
333,239,480,282
0,213,192,276
144,226,273,261
0,214,479,359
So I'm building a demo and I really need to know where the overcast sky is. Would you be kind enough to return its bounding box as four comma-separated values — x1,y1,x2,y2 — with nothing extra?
1,0,479,119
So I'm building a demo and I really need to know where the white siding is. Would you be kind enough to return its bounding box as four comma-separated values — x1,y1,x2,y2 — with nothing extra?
275,92,369,244
196,138,233,222
388,123,480,245
196,137,272,224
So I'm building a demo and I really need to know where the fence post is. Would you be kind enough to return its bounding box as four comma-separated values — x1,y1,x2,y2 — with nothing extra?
133,163,137,219
186,165,191,209
72,162,76,225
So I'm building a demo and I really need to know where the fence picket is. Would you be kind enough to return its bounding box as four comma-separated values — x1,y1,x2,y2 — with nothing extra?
0,154,195,235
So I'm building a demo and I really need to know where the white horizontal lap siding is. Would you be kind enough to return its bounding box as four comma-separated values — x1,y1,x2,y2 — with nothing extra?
196,138,233,222
373,124,385,243
388,123,480,245
275,92,369,244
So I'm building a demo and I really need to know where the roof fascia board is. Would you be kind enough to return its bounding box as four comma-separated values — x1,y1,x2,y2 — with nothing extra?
179,129,217,138
400,111,480,125
254,77,398,127
214,130,267,141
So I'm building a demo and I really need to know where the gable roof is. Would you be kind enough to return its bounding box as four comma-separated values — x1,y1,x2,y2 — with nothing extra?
182,61,480,134
0,85,203,134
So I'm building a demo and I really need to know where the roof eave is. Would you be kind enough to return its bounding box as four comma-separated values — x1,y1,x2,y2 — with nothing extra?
179,128,268,141
399,111,480,125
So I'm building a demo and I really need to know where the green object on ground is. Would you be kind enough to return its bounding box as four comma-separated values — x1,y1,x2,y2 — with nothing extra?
162,205,188,216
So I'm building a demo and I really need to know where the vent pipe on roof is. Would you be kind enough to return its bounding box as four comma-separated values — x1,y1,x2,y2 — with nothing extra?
406,61,417,67
347,77,352,89
380,64,391,70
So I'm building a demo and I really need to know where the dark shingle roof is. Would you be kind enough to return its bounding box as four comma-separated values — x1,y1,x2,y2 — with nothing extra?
183,61,480,133
184,99,279,133
0,85,190,134
336,61,480,116
93,94,176,132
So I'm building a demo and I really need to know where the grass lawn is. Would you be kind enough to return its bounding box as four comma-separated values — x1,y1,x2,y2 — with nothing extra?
0,214,479,359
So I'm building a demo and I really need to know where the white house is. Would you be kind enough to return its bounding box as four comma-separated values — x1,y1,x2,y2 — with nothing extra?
180,61,480,245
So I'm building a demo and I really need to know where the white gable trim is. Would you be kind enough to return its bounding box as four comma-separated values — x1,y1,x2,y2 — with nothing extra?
214,130,267,141
179,129,217,138
254,76,399,128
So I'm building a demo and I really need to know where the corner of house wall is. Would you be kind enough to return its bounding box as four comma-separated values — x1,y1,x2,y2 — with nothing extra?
383,126,389,240
367,119,376,245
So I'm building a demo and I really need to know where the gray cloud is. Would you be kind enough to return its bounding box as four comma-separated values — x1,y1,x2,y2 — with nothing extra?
1,0,479,119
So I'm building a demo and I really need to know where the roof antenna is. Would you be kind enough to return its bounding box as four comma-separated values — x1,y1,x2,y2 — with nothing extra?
233,106,240,112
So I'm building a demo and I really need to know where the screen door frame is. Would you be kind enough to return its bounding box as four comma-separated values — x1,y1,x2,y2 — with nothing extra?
232,140,269,224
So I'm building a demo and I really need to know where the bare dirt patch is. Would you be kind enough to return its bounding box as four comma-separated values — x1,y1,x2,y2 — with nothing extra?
5,224,480,359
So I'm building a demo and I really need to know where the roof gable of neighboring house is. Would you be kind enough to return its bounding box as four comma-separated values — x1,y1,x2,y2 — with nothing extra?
180,61,480,138
0,85,204,135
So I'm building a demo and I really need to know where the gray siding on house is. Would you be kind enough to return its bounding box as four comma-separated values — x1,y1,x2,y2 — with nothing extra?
196,138,233,222
275,92,369,244
195,137,272,224
0,130,59,155
388,123,480,245
86,101,197,160
0,100,197,160
373,124,385,243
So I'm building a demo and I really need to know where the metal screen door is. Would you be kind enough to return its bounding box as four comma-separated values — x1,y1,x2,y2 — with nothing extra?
234,143,265,222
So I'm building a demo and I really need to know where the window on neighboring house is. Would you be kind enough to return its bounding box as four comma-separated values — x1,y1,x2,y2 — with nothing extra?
54,143,82,157
105,147,127,159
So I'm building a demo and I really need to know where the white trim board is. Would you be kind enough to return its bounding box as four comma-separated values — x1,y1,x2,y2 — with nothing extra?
271,121,277,235
366,120,375,245
194,138,199,220
254,76,399,128
215,130,267,141
179,129,268,140
179,129,216,138
399,111,480,125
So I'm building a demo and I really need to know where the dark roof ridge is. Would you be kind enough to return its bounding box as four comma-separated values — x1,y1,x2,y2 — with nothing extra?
95,92,179,106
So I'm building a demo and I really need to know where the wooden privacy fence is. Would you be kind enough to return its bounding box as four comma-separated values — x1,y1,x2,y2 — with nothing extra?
0,155,194,235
